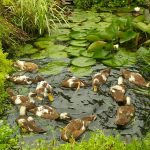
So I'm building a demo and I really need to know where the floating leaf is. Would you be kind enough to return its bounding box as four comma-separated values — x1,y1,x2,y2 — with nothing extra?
119,31,137,43
56,35,70,41
134,22,150,34
81,51,94,57
70,40,89,47
86,34,101,42
65,46,85,57
39,60,69,75
102,49,136,67
17,44,38,57
70,66,93,77
88,41,107,51
34,41,54,49
70,31,87,40
72,57,96,67
49,51,68,58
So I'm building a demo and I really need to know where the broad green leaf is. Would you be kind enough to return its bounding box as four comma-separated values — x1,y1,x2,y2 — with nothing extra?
119,31,137,43
34,41,54,49
39,60,69,75
133,15,144,22
70,40,89,47
81,51,94,58
65,46,85,57
17,44,38,57
136,47,150,57
56,35,70,41
70,66,93,77
70,31,87,40
49,51,68,58
86,34,101,42
102,49,136,67
134,22,150,34
88,41,107,51
72,57,96,67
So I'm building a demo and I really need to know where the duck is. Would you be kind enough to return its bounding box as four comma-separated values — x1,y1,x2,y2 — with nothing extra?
7,75,44,85
29,105,71,120
110,76,128,105
61,77,86,90
35,81,54,102
115,97,135,126
61,115,97,142
92,68,111,92
14,60,38,72
121,69,150,87
16,105,46,133
6,88,37,108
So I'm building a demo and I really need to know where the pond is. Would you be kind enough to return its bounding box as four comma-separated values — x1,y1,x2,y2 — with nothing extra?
5,9,150,147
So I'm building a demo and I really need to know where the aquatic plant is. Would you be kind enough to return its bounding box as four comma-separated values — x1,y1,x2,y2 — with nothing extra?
0,120,18,149
1,0,67,35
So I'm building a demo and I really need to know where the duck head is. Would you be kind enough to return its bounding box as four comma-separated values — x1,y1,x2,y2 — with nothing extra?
82,115,97,126
59,112,72,121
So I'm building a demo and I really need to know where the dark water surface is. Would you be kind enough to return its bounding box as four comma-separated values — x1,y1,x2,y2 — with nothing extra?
5,58,150,146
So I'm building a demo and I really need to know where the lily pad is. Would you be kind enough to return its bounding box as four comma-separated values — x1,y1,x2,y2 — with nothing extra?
39,60,69,75
134,22,150,34
102,49,136,67
65,46,85,57
119,31,137,43
34,41,54,49
17,44,38,57
70,40,89,47
81,51,94,58
56,35,70,41
72,57,96,67
70,31,87,40
70,66,93,77
88,41,107,51
48,51,68,58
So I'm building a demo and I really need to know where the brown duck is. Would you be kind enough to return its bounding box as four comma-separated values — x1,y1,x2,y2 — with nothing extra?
29,105,71,120
115,97,135,126
16,105,46,133
110,76,128,105
61,77,86,90
14,60,38,72
35,81,54,102
61,115,97,142
121,69,150,87
6,88,36,107
7,75,44,85
92,68,111,92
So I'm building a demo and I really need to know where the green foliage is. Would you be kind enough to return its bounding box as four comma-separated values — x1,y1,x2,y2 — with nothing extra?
0,120,18,149
1,0,67,35
0,40,12,114
74,0,95,9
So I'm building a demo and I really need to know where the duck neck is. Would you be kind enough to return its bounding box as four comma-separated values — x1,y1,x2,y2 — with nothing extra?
20,106,27,116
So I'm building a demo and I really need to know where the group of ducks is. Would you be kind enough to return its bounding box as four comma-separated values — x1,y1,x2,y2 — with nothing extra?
6,60,150,142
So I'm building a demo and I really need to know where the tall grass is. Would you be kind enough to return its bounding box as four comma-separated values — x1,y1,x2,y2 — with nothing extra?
2,0,67,35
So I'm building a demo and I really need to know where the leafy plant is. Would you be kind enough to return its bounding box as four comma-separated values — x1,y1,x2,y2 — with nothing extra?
1,0,67,35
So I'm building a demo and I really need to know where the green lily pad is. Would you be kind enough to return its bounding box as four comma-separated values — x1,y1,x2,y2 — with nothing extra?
70,31,87,40
70,40,89,47
34,41,54,49
81,51,94,58
56,35,70,41
88,41,107,51
70,66,93,77
39,60,69,75
17,44,38,57
72,57,96,67
86,34,101,42
65,46,85,57
119,31,137,43
102,49,136,67
57,28,71,35
49,51,68,58
134,22,150,34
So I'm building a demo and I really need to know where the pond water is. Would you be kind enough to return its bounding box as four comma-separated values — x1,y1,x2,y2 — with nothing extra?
5,58,150,147
5,9,150,147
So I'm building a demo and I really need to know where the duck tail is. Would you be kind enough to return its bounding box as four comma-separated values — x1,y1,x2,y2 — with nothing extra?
146,82,150,87
6,88,16,97
35,127,46,134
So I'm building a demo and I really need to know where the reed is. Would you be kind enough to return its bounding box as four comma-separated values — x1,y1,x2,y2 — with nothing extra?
2,0,67,35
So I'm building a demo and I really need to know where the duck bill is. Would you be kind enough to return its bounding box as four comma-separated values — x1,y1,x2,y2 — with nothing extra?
36,96,43,101
48,93,54,102
93,86,98,92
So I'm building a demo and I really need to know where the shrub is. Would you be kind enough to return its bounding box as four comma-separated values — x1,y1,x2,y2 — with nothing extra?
0,120,18,149
0,39,12,114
